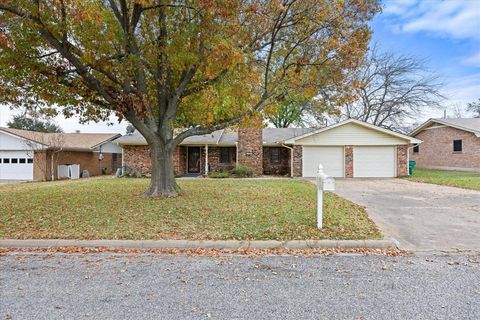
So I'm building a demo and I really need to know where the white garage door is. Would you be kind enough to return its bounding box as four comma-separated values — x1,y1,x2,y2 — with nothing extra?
0,151,34,180
302,146,344,177
353,146,395,177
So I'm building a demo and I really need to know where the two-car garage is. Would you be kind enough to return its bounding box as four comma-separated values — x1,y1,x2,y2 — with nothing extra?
301,145,396,178
285,119,421,178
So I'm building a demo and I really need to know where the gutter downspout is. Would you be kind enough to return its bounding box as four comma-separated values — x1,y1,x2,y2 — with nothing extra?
281,143,294,178
50,150,54,181
50,149,62,181
50,146,63,181
407,143,421,176
99,145,102,176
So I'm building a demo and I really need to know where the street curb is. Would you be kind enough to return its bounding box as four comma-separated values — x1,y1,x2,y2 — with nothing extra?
0,239,398,250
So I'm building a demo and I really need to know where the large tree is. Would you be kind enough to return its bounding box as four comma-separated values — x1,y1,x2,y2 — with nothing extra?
265,95,309,128
0,0,378,196
7,104,63,132
306,47,444,131
467,98,480,118
340,47,444,131
7,114,63,132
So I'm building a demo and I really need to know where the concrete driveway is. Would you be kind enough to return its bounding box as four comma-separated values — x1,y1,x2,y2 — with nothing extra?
330,179,480,252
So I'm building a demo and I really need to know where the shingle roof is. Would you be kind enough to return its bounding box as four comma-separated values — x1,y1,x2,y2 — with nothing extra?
262,128,314,144
434,118,480,132
182,130,224,145
285,119,422,144
114,127,315,146
411,118,480,137
113,130,225,146
0,127,120,151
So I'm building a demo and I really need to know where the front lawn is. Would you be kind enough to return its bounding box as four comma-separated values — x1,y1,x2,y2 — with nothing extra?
0,178,380,240
406,168,480,191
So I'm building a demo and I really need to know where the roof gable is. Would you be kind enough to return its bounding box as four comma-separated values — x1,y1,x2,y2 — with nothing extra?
0,129,47,150
411,118,480,137
0,128,121,151
285,119,421,145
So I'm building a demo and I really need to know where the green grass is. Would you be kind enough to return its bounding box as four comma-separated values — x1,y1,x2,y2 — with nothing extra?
405,168,480,191
0,178,381,240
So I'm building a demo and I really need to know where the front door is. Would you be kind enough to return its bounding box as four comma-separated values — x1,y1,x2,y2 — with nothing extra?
187,147,201,173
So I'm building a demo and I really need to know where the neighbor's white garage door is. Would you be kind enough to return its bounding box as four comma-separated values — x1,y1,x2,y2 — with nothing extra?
0,151,34,180
353,146,395,178
302,146,344,177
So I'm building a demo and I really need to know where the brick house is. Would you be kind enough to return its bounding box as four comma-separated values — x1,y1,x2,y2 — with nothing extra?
115,119,420,178
0,127,122,181
410,118,480,171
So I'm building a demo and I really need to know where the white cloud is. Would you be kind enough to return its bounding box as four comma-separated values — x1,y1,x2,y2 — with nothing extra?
382,0,418,15
382,0,480,67
463,51,480,67
401,0,480,40
442,72,480,105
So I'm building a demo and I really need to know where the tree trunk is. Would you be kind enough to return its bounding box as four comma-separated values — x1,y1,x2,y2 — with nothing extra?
144,138,181,197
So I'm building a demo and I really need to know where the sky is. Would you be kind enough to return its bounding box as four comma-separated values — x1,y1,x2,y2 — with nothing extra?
0,0,479,133
371,0,480,117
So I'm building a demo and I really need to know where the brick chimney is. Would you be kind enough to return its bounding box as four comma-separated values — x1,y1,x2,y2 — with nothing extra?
237,117,263,176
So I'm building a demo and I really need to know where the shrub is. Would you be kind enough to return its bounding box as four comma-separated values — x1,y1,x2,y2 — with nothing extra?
230,165,253,177
208,171,231,179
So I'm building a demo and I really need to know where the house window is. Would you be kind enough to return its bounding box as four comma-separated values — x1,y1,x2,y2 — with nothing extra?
270,148,281,164
19,158,26,164
27,158,33,164
11,158,18,164
3,158,10,164
413,145,419,153
220,148,232,163
453,140,462,152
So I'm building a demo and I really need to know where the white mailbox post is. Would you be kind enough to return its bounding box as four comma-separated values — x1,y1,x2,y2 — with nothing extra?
316,164,335,229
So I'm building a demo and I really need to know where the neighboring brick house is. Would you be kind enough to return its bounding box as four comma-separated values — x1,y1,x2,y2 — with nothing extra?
115,119,420,178
0,127,122,181
409,118,480,171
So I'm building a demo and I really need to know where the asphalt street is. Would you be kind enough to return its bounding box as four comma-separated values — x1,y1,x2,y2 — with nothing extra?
1,252,479,320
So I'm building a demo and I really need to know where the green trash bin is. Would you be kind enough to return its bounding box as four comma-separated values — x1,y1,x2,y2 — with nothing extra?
408,160,416,175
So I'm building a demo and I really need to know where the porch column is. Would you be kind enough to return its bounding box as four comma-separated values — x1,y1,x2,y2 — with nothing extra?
235,142,239,166
205,144,209,175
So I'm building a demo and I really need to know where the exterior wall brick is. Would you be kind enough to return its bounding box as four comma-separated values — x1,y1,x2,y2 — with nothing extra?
203,147,236,173
344,146,354,178
33,150,121,181
410,126,480,170
263,147,290,176
173,146,187,174
292,145,302,177
123,143,294,177
396,145,409,176
122,145,237,176
33,150,49,181
111,153,122,174
123,145,186,177
237,127,263,176
123,145,152,177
